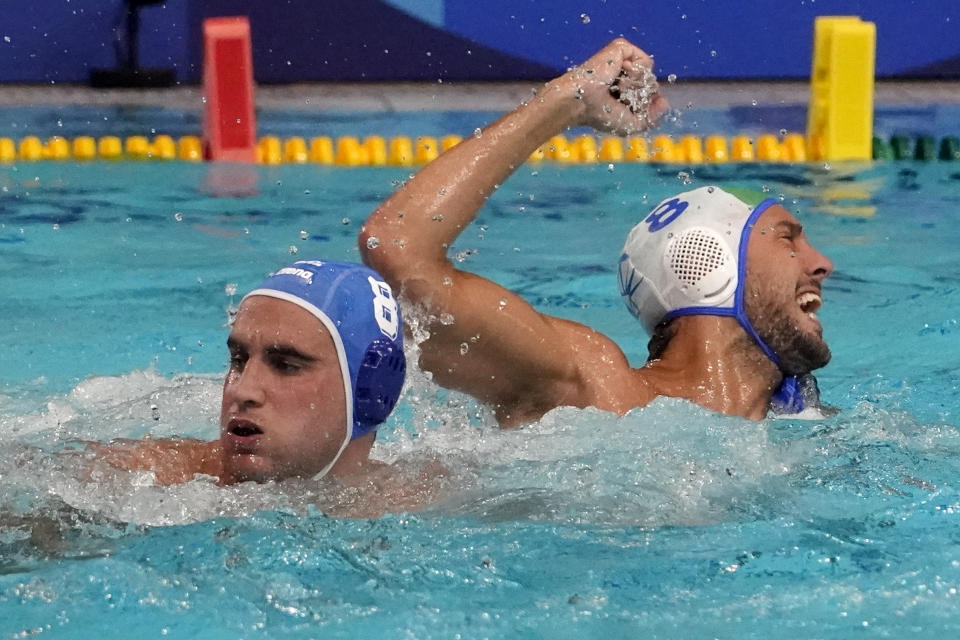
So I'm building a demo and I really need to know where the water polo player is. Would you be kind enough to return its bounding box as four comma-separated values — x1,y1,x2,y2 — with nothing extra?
92,260,406,485
360,38,833,425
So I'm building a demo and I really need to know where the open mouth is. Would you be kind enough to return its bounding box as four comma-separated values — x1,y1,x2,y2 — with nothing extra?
228,418,264,437
796,291,822,320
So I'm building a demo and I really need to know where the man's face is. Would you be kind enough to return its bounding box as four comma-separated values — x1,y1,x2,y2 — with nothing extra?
219,296,348,483
744,204,834,375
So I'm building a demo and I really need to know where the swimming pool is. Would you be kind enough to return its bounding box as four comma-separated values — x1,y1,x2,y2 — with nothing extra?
2,105,960,638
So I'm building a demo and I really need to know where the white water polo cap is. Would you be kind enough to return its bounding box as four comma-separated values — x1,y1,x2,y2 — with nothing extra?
617,185,780,364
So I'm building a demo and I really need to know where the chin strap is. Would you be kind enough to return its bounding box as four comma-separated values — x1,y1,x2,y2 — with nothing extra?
770,375,803,413
769,373,825,415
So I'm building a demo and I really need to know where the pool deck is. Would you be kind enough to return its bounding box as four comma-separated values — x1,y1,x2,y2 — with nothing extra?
0,81,957,111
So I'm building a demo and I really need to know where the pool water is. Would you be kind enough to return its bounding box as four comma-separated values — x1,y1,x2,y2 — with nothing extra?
2,109,960,638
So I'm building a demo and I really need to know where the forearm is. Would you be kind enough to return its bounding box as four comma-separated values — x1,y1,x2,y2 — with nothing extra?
361,75,583,278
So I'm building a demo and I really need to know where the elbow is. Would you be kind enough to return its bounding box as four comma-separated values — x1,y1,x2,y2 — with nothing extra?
358,218,401,282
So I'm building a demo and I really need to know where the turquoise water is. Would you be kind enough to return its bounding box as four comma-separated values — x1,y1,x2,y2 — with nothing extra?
2,110,960,638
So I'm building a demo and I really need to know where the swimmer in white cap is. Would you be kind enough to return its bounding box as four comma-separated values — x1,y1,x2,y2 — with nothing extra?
361,39,833,425
91,261,406,485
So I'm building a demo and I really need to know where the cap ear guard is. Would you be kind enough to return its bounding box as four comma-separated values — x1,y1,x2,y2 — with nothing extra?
352,337,407,439
663,226,738,305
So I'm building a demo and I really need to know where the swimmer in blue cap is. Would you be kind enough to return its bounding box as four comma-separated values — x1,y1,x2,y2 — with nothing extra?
361,38,833,425
93,260,406,485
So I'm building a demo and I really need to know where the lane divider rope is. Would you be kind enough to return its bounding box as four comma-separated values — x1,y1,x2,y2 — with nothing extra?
0,134,956,164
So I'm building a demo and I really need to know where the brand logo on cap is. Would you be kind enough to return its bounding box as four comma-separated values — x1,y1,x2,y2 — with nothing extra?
274,267,314,283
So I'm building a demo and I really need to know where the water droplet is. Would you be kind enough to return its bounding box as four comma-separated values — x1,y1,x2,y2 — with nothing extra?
442,277,453,286
579,13,591,24
151,404,160,421
3,36,10,43
173,212,183,222
751,99,758,106
460,342,469,355
299,230,308,240
498,299,507,310
304,189,311,195
710,50,717,57
667,73,677,83
677,171,692,185
52,223,59,230
431,214,444,221
707,186,715,193
779,128,788,136
288,245,298,254
440,313,455,325
341,217,351,225
225,283,237,296
473,128,482,138
366,236,380,249
681,13,687,19
607,163,615,172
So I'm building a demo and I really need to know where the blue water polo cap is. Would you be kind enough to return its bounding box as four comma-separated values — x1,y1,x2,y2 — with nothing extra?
242,260,406,444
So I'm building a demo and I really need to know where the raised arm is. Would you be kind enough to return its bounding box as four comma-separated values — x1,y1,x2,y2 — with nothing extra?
360,39,667,425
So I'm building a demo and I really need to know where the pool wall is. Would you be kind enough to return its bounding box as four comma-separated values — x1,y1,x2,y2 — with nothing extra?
2,0,958,84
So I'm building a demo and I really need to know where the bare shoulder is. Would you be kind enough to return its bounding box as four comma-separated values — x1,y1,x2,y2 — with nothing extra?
89,438,223,485
541,315,658,415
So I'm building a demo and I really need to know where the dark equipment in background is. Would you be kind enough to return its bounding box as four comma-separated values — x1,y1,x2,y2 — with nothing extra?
90,0,176,87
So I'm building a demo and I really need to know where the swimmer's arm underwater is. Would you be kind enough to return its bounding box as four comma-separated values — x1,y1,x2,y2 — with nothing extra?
361,39,668,425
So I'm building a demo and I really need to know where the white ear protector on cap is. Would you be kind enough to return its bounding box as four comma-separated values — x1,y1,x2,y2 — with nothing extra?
617,186,810,413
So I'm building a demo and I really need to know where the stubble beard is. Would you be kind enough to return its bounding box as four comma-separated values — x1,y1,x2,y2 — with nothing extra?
745,294,831,376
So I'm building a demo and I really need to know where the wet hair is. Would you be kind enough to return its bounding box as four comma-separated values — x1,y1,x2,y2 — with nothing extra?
646,318,677,362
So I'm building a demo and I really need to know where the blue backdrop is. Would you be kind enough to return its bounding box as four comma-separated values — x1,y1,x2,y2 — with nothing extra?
1,0,956,84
